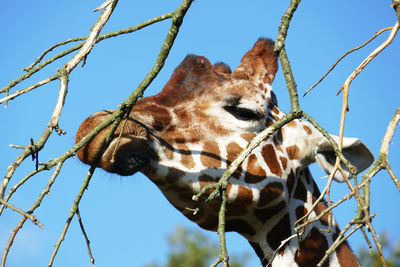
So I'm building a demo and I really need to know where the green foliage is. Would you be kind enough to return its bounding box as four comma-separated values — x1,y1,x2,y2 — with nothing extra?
358,232,400,267
145,226,249,267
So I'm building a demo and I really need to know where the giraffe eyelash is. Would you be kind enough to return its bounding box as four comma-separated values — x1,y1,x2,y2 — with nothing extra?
223,105,263,121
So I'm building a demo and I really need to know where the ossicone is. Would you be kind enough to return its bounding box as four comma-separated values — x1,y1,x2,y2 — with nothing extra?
232,38,278,84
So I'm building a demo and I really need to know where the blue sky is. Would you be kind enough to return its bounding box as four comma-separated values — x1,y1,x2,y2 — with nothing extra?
1,1,399,266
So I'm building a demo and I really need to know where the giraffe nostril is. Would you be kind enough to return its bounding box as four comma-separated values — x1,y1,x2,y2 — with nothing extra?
111,150,150,176
99,136,154,176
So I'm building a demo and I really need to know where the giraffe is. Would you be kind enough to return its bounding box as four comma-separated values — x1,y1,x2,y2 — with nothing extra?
75,38,374,266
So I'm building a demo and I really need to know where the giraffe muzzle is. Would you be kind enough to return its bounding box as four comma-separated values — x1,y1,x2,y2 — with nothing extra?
101,136,152,176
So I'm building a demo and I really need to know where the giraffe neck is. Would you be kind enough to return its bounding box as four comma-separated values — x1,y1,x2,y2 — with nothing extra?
247,168,359,266
245,104,360,266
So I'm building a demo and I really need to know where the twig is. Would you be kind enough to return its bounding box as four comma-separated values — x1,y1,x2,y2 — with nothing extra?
203,1,304,265
1,165,51,216
48,166,96,267
0,74,59,104
64,1,118,73
0,12,174,103
0,199,44,229
0,70,69,207
337,21,399,95
274,0,301,53
22,39,85,72
1,162,63,267
47,0,194,263
217,189,229,267
193,112,301,206
393,0,400,22
316,215,376,267
266,234,298,266
76,208,95,266
295,174,376,233
93,0,113,12
303,27,393,96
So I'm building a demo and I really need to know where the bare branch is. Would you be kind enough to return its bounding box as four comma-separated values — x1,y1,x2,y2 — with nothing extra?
48,166,96,267
304,27,393,96
0,199,44,229
0,71,69,204
1,162,63,267
337,21,399,95
76,209,95,267
0,12,173,103
64,1,118,73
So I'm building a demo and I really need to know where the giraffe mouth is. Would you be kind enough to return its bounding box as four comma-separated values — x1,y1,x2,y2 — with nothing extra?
101,135,153,176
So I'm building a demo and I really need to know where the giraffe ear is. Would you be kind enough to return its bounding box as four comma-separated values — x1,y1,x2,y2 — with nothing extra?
314,135,374,182
232,38,278,84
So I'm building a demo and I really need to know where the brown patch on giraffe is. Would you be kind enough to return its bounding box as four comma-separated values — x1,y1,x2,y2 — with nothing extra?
271,114,280,121
333,229,360,266
286,169,295,195
137,105,171,132
265,118,274,127
198,174,216,183
275,143,284,153
174,133,186,144
173,106,192,125
176,143,195,169
273,129,283,153
226,219,256,236
163,147,174,160
261,144,282,177
295,206,308,222
280,156,287,171
198,215,218,231
240,132,256,142
226,204,248,217
200,141,221,169
287,120,298,128
257,182,284,207
234,185,253,205
254,200,286,224
167,183,193,204
226,142,243,179
245,154,266,183
294,178,307,202
198,174,218,195
275,128,283,143
312,194,330,226
267,214,291,251
303,125,313,135
271,105,280,115
286,145,300,160
165,167,185,183
294,227,329,267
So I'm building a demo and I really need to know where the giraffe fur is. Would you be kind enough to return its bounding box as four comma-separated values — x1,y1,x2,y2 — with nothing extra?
75,38,373,266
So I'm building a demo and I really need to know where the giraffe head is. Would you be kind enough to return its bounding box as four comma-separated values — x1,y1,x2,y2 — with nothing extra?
75,38,279,178
76,38,373,265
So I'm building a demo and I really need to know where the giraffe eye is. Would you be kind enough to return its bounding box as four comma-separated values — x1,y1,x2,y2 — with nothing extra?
223,105,262,121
